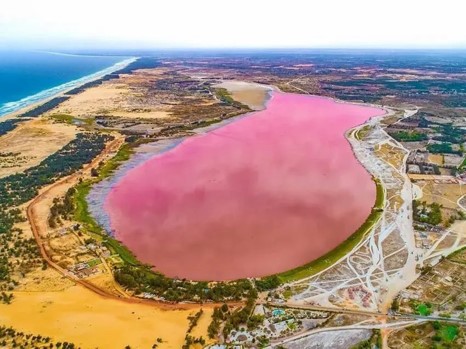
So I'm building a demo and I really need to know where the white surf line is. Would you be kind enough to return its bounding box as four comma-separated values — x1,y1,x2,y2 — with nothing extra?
0,57,136,117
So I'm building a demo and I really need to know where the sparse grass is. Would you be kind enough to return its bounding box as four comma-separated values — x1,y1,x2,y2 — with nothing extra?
460,156,466,169
102,237,140,266
74,181,102,234
276,179,384,283
355,125,371,141
49,113,94,127
87,258,102,267
214,88,250,110
448,246,466,264
49,113,74,124
375,179,385,209
97,143,133,179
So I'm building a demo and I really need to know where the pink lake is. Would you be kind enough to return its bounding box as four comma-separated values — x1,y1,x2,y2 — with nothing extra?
105,92,385,281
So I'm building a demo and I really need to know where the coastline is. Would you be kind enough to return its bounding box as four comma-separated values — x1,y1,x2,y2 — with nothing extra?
12,66,390,282
0,57,136,119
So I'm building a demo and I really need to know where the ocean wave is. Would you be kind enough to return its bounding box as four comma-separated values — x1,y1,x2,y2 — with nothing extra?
0,57,135,118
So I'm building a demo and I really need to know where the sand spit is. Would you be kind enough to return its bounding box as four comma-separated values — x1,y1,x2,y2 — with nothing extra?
213,80,273,110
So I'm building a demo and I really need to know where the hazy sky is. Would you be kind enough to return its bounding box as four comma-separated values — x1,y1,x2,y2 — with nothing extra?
1,0,465,49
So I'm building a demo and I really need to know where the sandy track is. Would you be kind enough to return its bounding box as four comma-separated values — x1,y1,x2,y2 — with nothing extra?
25,134,218,310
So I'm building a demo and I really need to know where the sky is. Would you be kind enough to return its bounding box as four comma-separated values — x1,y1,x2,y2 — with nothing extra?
1,0,465,50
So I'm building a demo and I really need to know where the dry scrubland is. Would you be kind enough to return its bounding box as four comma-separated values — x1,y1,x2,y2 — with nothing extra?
0,118,76,178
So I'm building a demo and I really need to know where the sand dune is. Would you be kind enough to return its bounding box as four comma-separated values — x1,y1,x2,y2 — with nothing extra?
1,283,211,349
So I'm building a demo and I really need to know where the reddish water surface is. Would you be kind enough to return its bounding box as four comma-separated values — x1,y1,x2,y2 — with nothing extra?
105,92,384,280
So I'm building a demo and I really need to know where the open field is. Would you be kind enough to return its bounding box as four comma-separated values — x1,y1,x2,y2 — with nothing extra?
417,180,465,211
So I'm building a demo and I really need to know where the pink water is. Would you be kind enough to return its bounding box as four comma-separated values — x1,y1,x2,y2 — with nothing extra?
105,92,385,281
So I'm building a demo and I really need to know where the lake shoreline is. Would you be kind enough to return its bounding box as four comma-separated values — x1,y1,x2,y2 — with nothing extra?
99,91,385,280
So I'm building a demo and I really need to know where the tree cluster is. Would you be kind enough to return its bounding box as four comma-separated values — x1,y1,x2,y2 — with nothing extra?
114,265,255,302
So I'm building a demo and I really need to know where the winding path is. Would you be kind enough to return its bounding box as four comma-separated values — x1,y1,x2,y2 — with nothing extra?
25,135,212,310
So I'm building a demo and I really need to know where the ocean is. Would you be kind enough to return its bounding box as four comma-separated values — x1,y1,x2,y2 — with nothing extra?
0,51,130,117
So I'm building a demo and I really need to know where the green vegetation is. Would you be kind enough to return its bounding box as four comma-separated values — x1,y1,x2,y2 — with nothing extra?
183,310,206,349
187,309,203,333
448,246,466,264
103,238,140,266
460,156,466,170
73,182,101,233
49,113,74,124
96,143,133,179
374,179,384,209
72,143,140,266
214,88,250,110
413,200,443,226
73,143,140,266
351,329,381,349
431,321,460,347
49,113,94,127
432,124,465,145
73,142,133,232
182,335,205,349
86,259,102,268
0,133,111,289
438,323,459,342
354,125,371,141
428,142,462,155
416,303,432,316
0,132,112,232
20,96,70,118
0,325,77,348
391,130,428,142
0,292,13,304
391,297,400,312
0,119,22,137
408,299,434,316
49,187,76,228
254,275,281,291
274,179,384,283
208,291,259,339
115,264,257,302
